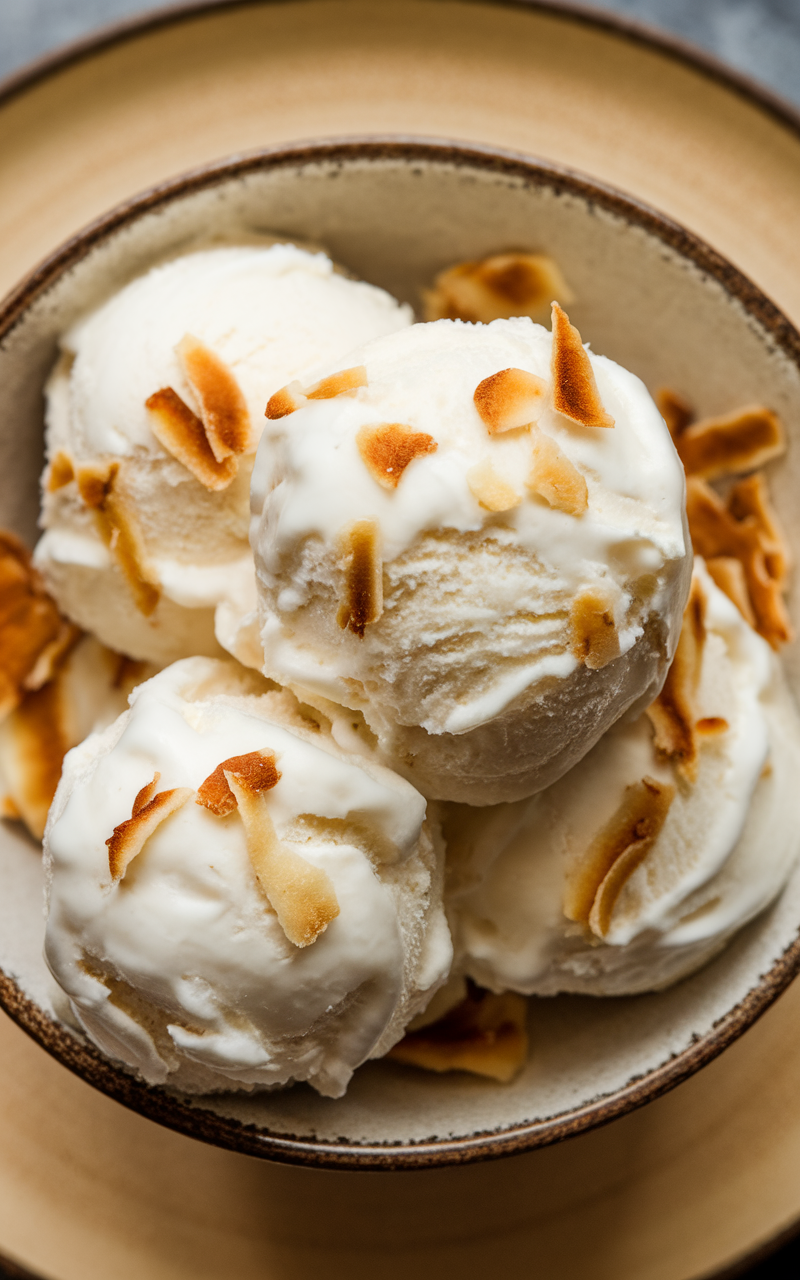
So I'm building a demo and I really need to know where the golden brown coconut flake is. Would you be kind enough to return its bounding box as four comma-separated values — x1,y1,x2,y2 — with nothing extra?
569,584,620,670
728,471,791,585
337,519,384,637
176,334,252,460
388,983,528,1082
0,532,72,720
77,462,161,616
356,423,437,490
106,777,193,882
306,365,368,400
655,388,694,440
473,367,548,434
527,426,588,515
467,459,521,512
1,680,69,839
550,303,615,430
646,574,707,782
196,749,281,817
686,477,792,648
675,405,785,480
225,769,339,948
564,776,675,936
265,381,307,420
46,450,75,493
422,252,573,323
705,556,756,627
146,387,238,491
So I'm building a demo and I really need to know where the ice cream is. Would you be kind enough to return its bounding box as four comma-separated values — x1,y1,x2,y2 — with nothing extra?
447,562,800,996
251,310,691,804
35,244,412,666
44,658,451,1097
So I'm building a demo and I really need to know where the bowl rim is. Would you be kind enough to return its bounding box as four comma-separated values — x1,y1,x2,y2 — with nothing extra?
2,135,800,1171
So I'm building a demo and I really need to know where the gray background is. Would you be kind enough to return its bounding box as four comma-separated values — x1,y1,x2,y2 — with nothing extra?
1,0,800,107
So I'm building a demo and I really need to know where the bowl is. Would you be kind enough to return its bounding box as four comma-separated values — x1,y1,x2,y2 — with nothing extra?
1,137,800,1170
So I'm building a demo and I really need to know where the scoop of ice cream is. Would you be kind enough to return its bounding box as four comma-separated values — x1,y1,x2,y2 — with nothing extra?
43,658,451,1097
251,314,691,804
35,244,412,665
447,562,800,995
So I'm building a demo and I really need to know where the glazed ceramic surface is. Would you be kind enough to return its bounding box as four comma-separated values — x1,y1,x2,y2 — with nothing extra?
2,140,800,1170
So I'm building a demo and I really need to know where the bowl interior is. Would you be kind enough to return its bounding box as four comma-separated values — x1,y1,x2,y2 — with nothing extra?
2,141,800,1167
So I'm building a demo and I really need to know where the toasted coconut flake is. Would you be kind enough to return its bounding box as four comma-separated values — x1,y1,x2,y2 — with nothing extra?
337,519,383,638
46,450,75,492
76,460,119,509
705,556,756,627
77,463,161,616
176,334,252,460
265,381,307,420
728,471,791,584
569,584,620,670
675,405,785,480
146,387,238,491
225,770,339,947
197,749,280,817
422,252,573,323
388,983,528,1082
132,772,160,817
0,533,68,720
106,778,192,882
686,477,792,648
646,574,707,782
697,716,729,736
356,423,437,490
527,426,588,515
550,303,615,430
467,459,521,512
0,796,20,820
1,680,68,839
306,365,368,400
23,619,80,692
656,388,694,440
564,776,675,935
473,367,548,434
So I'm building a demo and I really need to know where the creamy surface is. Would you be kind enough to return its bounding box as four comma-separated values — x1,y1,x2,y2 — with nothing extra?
252,318,691,802
449,564,800,995
44,659,451,1097
35,244,412,663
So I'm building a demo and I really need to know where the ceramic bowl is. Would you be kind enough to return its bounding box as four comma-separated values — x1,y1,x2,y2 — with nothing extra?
1,138,800,1170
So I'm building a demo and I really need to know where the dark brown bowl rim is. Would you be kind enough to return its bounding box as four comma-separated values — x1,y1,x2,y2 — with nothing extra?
2,135,800,1173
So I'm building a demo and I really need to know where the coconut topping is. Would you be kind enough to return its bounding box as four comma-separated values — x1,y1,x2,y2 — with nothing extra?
0,532,75,720
146,387,238,491
646,574,707,782
422,252,573,323
76,462,161,617
656,387,694,440
176,334,252,461
196,749,280,817
356,423,438,489
106,775,193,882
550,303,615,430
473,367,548,434
465,459,521,512
337,519,384,637
388,983,528,1081
569,585,620,670
266,366,368,419
225,768,340,948
705,557,755,627
675,405,785,480
527,426,588,515
46,450,75,493
564,775,675,937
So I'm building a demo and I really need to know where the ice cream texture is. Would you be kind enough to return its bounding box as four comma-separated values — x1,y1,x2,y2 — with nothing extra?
251,314,691,804
447,562,800,996
35,243,412,665
44,658,451,1097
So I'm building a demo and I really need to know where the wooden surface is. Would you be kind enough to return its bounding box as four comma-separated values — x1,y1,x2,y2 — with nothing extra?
3,4,800,1277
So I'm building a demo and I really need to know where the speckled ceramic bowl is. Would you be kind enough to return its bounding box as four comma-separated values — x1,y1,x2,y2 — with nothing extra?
1,139,800,1170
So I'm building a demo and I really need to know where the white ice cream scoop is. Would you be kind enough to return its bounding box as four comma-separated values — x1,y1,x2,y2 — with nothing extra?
35,243,412,666
43,657,451,1098
447,561,800,996
251,312,691,804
